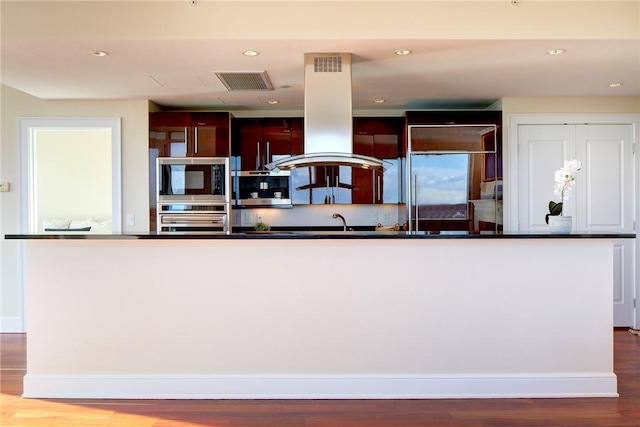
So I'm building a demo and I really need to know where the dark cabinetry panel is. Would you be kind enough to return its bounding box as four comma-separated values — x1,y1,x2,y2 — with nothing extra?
150,112,231,157
232,118,303,170
190,113,231,157
353,117,403,204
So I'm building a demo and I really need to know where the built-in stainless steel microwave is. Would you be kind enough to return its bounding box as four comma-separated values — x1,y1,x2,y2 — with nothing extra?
235,170,292,207
157,157,230,203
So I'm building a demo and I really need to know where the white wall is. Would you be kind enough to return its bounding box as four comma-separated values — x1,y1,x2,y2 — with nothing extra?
0,84,149,331
23,238,617,399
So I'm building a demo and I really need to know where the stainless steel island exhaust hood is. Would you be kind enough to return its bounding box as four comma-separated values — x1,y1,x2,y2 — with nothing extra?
265,53,387,171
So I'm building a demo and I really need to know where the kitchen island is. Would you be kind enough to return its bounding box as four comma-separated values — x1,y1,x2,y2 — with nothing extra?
6,232,633,399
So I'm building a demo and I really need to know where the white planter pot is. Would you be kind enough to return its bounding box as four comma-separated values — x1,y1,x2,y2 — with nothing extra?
548,215,572,234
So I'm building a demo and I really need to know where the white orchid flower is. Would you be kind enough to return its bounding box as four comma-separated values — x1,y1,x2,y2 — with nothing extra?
546,159,581,221
552,159,582,205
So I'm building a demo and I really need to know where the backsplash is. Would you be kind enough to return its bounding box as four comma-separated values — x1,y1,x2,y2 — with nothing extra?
232,204,404,229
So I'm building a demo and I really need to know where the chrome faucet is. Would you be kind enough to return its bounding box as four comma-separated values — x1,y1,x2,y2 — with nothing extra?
332,213,347,231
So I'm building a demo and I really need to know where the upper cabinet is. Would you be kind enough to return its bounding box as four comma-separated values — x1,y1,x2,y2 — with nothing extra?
232,118,303,170
352,117,404,204
150,112,231,158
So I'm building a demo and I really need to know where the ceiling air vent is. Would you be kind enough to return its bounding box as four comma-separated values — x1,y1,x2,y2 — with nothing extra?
313,56,342,73
214,71,274,91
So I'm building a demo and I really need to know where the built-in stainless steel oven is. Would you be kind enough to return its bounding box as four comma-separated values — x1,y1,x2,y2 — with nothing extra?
156,203,229,234
157,157,231,234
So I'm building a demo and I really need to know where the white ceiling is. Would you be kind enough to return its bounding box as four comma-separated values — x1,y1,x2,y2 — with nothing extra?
2,0,639,112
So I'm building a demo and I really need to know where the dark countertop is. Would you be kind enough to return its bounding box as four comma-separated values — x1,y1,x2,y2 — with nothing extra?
4,231,636,240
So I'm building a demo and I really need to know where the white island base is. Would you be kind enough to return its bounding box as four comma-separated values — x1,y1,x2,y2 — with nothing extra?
21,237,617,399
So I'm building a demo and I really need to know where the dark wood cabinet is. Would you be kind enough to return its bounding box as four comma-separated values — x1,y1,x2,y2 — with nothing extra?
149,112,191,157
233,118,303,170
189,113,231,157
352,117,403,204
149,112,231,158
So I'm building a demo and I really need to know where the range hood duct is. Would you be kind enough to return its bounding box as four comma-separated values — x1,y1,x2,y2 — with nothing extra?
265,53,387,171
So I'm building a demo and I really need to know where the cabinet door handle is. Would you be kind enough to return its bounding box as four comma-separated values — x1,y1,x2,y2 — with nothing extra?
266,141,270,164
371,170,376,201
194,127,199,154
256,142,260,170
184,127,189,156
377,174,381,202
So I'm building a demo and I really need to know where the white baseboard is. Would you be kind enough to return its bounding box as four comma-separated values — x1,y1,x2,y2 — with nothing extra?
22,373,619,399
1,317,24,333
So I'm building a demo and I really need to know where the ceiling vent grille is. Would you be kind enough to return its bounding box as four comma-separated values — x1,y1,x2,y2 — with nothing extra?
214,71,274,91
313,56,342,73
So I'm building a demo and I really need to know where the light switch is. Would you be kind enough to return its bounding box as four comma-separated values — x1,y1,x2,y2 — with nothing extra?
0,182,9,192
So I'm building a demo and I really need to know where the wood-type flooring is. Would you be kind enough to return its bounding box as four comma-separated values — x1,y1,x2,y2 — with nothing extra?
1,330,639,426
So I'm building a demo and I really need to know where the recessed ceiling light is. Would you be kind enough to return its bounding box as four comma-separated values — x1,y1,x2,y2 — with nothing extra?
90,50,109,57
395,49,412,56
267,100,279,104
546,49,566,55
242,50,259,57
373,99,386,104
608,82,623,88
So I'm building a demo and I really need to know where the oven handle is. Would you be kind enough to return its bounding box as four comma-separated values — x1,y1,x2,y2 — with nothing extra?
161,215,226,224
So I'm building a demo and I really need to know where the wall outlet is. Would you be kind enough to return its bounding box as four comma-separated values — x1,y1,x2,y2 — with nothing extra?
382,212,391,223
0,182,9,192
371,212,378,223
126,214,135,226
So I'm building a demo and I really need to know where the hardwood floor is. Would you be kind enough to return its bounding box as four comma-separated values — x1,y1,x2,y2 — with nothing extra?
2,330,639,426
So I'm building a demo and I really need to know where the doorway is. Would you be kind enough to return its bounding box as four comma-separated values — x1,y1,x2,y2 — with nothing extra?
19,117,122,233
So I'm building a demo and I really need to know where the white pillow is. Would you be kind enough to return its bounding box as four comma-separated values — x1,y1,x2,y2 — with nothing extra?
69,219,91,230
43,219,70,231
88,219,112,233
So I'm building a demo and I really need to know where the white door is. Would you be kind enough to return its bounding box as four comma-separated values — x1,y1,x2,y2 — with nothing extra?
576,125,635,326
517,123,636,326
517,125,576,231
